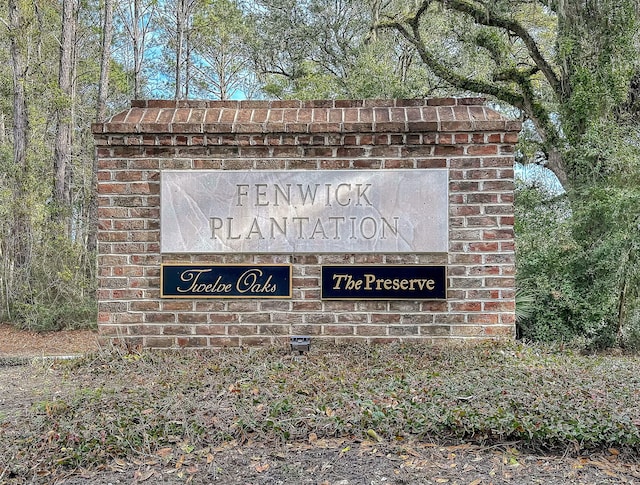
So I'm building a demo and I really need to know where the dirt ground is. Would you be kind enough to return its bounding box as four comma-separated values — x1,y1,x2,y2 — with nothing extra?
1,324,640,484
0,323,100,359
28,439,640,484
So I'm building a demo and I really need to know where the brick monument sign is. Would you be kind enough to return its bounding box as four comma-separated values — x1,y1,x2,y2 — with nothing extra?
92,98,520,348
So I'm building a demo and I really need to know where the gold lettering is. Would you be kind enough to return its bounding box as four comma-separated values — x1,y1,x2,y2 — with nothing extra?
236,269,277,293
236,269,261,293
364,274,376,290
176,269,212,293
332,274,349,290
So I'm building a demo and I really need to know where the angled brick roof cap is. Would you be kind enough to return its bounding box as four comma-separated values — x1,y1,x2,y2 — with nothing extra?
92,98,522,136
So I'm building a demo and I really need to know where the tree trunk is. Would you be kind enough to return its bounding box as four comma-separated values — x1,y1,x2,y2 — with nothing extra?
185,22,191,98
54,0,77,218
546,147,568,190
0,114,6,144
97,0,114,122
89,0,114,254
133,0,142,98
9,0,30,268
175,0,185,99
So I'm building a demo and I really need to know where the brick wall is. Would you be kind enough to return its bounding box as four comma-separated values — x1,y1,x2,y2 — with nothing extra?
92,98,520,348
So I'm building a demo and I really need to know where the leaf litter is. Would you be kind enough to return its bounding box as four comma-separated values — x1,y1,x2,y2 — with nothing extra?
0,341,639,483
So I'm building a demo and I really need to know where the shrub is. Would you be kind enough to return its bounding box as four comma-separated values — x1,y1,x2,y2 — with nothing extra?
5,227,97,331
516,182,640,349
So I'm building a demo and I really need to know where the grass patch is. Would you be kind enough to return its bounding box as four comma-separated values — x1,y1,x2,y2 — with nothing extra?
2,341,640,477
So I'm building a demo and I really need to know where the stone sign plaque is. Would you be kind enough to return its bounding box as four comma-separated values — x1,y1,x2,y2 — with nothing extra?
161,169,448,254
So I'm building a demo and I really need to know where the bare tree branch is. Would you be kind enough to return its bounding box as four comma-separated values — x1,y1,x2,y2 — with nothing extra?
378,2,566,184
444,0,565,98
378,17,528,109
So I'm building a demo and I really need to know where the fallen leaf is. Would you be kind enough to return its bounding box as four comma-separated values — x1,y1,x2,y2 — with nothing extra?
308,432,318,443
180,443,195,454
110,458,128,472
133,469,155,482
207,453,214,464
609,448,620,456
79,469,94,479
175,454,185,469
367,429,381,442
447,444,472,451
157,447,173,458
469,479,482,485
255,463,270,473
402,447,422,458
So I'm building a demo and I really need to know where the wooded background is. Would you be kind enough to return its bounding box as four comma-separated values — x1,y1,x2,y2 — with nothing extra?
1,0,639,348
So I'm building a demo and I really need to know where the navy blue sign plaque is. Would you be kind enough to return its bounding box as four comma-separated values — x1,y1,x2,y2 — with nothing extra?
161,264,292,298
322,265,446,300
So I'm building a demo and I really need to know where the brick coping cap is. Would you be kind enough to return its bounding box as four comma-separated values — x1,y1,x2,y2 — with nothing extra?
93,98,522,136
128,98,486,109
